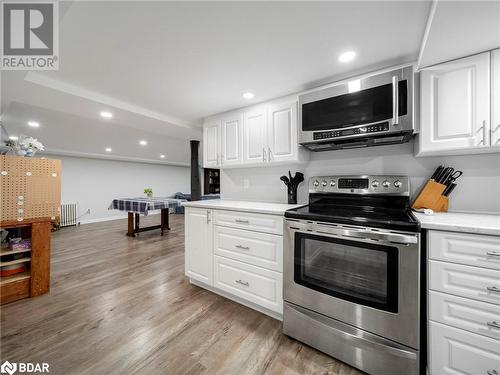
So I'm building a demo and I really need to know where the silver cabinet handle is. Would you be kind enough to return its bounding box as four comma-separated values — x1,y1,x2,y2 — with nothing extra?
478,120,487,145
487,370,498,375
206,210,211,224
263,147,267,162
487,286,500,293
235,219,249,224
487,321,500,329
220,153,224,165
235,279,249,287
235,245,250,250
268,146,273,161
392,75,399,125
487,251,500,257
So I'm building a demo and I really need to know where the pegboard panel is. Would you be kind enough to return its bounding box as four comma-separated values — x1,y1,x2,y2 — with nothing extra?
0,156,61,222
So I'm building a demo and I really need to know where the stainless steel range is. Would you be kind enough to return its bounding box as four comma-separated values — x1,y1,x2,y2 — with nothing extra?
283,175,422,375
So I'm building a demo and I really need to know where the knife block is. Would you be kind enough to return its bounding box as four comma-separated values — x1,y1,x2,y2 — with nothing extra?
412,180,449,212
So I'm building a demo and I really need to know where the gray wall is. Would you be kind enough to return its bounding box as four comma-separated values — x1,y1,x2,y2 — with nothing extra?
58,156,190,223
221,141,500,214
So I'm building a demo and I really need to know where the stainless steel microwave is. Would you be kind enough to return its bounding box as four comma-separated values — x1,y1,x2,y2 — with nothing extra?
298,66,414,151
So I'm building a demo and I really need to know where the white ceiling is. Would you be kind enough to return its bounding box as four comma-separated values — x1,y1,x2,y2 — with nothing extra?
2,1,498,164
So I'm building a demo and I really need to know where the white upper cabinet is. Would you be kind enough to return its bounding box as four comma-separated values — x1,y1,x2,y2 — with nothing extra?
220,112,243,166
203,119,220,168
243,106,267,164
267,101,298,163
417,52,492,156
492,48,500,148
203,100,308,169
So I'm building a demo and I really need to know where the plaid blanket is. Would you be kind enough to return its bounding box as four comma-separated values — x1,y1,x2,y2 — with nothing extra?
109,197,186,215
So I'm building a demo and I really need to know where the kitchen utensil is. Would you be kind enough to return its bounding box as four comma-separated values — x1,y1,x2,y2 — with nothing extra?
444,170,463,186
438,167,454,183
430,165,444,181
443,183,457,196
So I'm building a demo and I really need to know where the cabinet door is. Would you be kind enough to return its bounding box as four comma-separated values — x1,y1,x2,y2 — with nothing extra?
243,107,267,164
492,49,500,148
220,112,243,166
267,101,298,163
419,52,491,155
203,120,220,168
185,208,213,285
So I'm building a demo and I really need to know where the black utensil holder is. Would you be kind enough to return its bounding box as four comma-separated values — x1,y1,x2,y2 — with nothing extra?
287,187,298,204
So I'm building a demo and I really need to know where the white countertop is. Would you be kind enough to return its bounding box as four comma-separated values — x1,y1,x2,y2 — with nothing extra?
413,211,500,236
181,199,305,215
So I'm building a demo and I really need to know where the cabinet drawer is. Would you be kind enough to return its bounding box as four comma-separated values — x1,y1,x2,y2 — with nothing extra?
213,210,283,235
214,226,282,272
213,256,282,314
429,322,500,375
429,230,500,271
430,291,500,341
430,260,500,305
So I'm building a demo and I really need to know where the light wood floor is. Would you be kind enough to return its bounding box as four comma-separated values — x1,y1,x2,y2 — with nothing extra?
1,214,363,375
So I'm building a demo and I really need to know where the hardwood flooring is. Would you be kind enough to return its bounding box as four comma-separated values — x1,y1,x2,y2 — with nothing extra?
1,214,363,375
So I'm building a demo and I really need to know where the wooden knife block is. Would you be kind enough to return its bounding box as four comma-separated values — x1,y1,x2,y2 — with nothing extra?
412,180,449,212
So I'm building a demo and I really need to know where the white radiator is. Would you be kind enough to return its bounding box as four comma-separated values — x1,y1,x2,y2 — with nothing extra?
60,203,78,227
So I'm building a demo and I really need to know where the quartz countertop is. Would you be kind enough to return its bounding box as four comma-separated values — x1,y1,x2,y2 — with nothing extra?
413,211,500,236
181,199,305,215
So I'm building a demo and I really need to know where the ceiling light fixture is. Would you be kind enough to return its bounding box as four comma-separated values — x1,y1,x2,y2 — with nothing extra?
27,121,40,127
100,111,113,119
348,79,361,93
243,92,254,100
139,140,147,146
160,154,165,159
9,136,18,141
105,147,112,152
338,51,356,63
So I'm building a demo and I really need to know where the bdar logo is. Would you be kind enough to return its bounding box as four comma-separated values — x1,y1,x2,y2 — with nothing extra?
0,361,17,375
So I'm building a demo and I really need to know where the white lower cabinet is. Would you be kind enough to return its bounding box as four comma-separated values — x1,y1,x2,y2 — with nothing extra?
213,255,282,314
430,321,500,375
428,230,500,375
185,208,213,285
185,207,284,318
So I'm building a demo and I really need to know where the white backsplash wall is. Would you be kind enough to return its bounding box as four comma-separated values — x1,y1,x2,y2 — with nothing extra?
221,141,500,214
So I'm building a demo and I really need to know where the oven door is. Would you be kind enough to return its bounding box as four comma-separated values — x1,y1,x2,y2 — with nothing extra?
284,219,420,349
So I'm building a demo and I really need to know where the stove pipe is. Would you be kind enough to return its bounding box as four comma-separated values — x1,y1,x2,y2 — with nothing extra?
190,140,201,201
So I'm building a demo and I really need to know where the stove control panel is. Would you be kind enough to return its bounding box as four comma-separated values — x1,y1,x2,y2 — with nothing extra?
309,175,410,195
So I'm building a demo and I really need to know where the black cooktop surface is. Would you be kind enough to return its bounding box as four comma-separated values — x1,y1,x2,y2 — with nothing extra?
285,194,420,232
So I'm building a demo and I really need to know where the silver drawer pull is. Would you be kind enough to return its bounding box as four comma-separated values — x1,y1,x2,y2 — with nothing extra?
235,245,250,250
235,279,249,287
487,370,498,375
235,219,249,224
487,286,500,293
487,321,500,329
487,251,500,257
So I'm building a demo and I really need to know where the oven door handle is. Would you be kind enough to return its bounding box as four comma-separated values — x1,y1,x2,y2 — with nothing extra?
392,75,399,125
290,224,418,245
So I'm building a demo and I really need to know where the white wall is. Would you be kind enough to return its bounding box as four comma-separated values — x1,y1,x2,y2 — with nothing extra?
58,156,190,223
221,141,500,214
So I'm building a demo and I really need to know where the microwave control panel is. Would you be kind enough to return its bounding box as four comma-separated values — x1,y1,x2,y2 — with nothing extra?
313,122,389,140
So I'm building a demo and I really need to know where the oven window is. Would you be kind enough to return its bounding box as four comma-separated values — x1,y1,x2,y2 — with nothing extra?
301,80,407,131
294,233,398,312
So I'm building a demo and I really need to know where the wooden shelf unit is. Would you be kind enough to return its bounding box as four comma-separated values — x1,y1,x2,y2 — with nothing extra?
0,218,51,304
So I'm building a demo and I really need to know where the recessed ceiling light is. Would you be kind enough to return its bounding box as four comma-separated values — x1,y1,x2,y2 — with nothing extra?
160,154,165,159
9,136,18,141
338,51,356,63
27,121,40,127
105,147,112,152
243,92,254,99
139,140,147,146
100,111,113,119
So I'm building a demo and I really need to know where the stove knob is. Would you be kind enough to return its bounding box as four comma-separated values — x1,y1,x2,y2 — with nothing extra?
394,180,402,188
330,180,336,187
313,180,319,187
321,180,328,187
382,180,390,188
371,180,379,188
